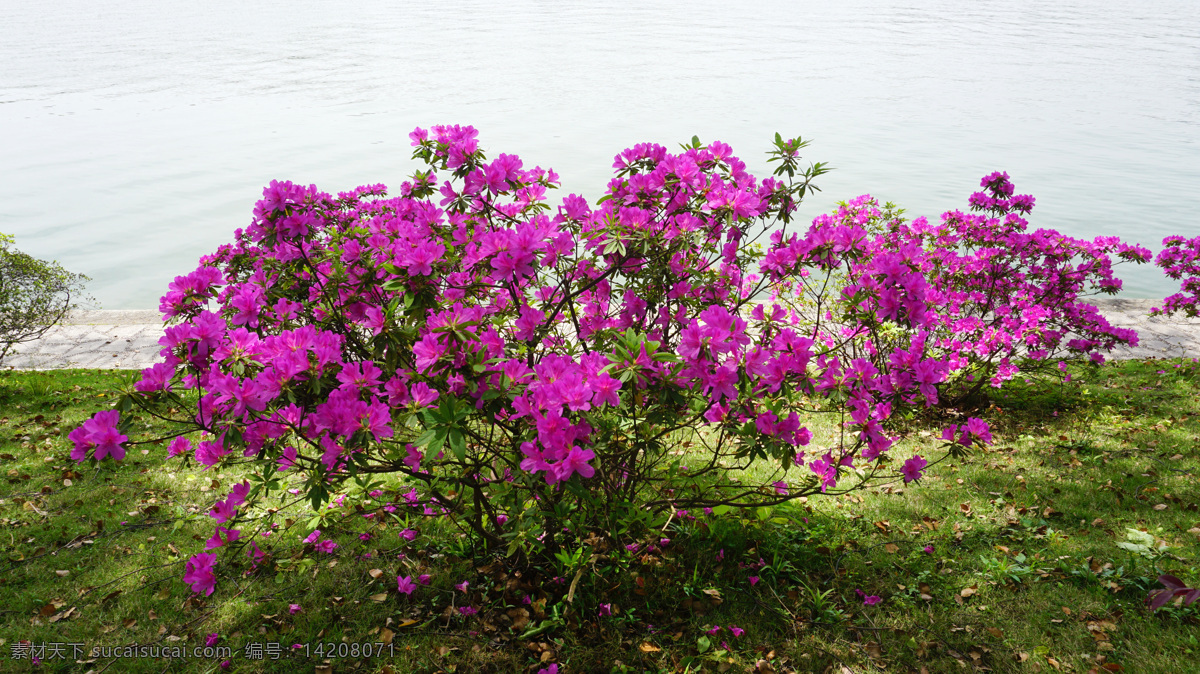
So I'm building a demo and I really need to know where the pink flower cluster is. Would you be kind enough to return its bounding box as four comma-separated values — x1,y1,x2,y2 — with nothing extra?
203,481,252,556
183,552,217,596
68,410,128,462
1152,235,1200,318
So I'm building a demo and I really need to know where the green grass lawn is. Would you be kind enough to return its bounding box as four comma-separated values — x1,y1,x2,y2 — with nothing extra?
1,360,1197,673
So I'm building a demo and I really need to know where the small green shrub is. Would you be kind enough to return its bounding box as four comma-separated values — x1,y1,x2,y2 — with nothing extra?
0,232,90,366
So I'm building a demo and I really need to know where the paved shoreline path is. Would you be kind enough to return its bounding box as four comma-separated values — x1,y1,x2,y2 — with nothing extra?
5,300,1200,371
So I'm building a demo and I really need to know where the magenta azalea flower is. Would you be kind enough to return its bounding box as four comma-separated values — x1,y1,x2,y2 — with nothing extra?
396,575,417,595
408,382,440,407
69,410,129,462
209,498,237,524
167,436,191,458
135,362,175,392
964,417,992,444
554,446,596,482
183,552,217,596
402,443,422,472
228,481,251,507
901,455,927,483
204,526,240,550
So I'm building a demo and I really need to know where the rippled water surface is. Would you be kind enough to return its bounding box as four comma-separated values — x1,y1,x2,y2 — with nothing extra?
2,0,1197,307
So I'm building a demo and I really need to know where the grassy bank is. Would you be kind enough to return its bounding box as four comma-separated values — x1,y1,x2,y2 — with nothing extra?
1,360,1198,673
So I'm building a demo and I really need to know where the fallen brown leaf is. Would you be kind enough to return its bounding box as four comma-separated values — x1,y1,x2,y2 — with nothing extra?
638,642,660,653
48,606,77,623
507,608,530,631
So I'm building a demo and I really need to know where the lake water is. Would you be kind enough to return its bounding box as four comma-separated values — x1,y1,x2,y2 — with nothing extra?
2,0,1198,309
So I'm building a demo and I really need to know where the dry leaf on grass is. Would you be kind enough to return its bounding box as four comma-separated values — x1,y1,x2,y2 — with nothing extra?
638,642,660,653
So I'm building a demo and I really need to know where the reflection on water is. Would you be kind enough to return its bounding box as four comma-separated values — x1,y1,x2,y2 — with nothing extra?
1,0,1197,307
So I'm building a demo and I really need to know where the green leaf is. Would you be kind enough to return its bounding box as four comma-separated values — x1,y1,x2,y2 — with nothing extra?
448,429,466,461
427,428,448,455
414,428,438,448
116,394,134,414
436,395,457,422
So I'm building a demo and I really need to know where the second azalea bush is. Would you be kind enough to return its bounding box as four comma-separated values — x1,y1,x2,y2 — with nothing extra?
772,172,1151,407
69,126,1155,599
1152,234,1200,318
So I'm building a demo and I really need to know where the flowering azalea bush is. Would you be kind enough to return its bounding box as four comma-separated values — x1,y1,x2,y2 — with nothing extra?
71,126,1165,603
916,172,1151,404
1152,235,1200,318
772,172,1151,407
